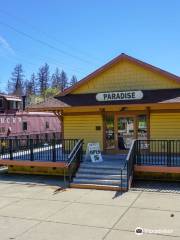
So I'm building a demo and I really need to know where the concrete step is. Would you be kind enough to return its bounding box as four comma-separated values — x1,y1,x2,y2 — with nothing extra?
76,173,126,180
83,154,127,161
80,162,126,170
70,183,126,191
73,178,127,186
78,168,127,175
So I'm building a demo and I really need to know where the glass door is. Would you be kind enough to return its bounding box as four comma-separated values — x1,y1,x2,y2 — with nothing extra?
117,117,135,150
105,113,115,150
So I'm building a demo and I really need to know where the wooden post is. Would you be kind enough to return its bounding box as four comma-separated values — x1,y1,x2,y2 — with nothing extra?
53,110,64,139
100,108,106,152
134,116,138,139
114,113,118,151
146,107,150,140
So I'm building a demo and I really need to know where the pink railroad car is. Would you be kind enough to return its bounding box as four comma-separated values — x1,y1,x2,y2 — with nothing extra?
0,94,61,138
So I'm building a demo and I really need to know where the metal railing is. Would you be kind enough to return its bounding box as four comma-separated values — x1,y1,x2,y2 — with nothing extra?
120,140,136,191
135,139,180,166
0,137,78,162
64,139,84,186
0,132,61,141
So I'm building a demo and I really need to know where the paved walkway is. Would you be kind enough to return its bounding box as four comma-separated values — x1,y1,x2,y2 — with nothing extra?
0,173,179,239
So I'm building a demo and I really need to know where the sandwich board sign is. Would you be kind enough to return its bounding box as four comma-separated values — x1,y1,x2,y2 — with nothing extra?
85,143,103,163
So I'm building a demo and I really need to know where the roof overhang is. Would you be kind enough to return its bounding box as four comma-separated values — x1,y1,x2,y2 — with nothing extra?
27,89,180,112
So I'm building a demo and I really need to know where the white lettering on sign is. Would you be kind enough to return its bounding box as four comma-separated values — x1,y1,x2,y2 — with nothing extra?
96,91,143,102
85,143,103,163
0,117,22,124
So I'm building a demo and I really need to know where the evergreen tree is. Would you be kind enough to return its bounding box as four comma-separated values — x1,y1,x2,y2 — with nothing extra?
25,73,37,96
51,68,61,89
70,75,77,86
37,63,50,99
59,70,68,91
9,64,24,96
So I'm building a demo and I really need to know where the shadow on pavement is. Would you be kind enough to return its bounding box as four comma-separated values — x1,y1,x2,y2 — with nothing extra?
0,168,65,188
132,180,180,193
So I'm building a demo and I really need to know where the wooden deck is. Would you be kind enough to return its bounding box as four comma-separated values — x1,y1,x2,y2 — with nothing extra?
0,159,67,168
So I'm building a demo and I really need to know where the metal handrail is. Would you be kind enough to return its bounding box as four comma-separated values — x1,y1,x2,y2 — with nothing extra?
63,139,84,187
67,139,83,166
120,140,136,191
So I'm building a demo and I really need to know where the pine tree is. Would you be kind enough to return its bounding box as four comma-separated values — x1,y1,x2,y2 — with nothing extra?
25,73,37,96
9,64,24,96
70,75,77,86
59,70,68,92
51,68,61,89
37,63,50,99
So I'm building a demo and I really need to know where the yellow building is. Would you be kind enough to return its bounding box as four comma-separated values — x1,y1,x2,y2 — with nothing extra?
29,53,180,154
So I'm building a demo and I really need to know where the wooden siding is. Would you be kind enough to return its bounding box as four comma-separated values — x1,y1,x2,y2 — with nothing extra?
72,61,180,94
150,113,180,139
64,115,103,150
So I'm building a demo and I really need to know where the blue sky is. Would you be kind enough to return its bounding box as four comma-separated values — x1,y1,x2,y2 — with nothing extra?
0,0,180,92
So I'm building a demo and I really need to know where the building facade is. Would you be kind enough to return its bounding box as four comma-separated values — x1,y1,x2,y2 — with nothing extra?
29,53,180,153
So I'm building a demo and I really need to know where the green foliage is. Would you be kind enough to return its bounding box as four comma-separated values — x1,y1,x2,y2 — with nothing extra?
44,87,59,98
7,64,78,101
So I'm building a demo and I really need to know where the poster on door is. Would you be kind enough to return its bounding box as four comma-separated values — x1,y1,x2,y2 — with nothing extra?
85,143,103,163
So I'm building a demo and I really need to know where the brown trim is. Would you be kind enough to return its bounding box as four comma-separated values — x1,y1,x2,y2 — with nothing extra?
0,160,67,168
53,110,64,139
61,110,64,140
100,108,106,152
117,110,147,115
28,101,180,113
63,110,148,116
70,183,125,191
58,53,180,96
114,113,118,150
151,109,180,113
64,111,101,116
134,165,180,174
146,107,150,139
134,116,138,139
63,110,147,116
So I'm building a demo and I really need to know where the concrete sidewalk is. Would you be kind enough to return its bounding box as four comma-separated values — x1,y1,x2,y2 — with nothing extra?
0,174,179,239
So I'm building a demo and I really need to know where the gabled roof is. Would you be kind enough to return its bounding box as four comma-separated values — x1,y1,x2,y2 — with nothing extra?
58,53,180,96
0,93,22,102
27,97,70,111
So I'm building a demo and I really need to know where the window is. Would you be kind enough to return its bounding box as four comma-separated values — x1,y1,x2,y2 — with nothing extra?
45,121,49,129
0,127,5,133
22,122,28,131
137,115,147,140
0,99,3,108
105,113,115,149
8,101,16,110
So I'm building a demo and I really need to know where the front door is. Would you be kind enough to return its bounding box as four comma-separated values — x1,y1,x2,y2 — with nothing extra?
104,113,148,153
117,116,135,151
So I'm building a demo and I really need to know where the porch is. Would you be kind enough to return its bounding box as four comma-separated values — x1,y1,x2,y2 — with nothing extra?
0,136,180,191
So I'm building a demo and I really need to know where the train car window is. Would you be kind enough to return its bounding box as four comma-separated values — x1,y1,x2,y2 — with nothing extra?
46,121,49,129
23,121,28,131
0,99,3,108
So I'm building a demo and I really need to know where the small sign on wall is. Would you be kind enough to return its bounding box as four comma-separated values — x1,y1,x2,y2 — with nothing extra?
85,143,103,163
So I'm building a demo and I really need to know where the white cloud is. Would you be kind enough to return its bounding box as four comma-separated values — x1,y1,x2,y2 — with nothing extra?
0,35,15,54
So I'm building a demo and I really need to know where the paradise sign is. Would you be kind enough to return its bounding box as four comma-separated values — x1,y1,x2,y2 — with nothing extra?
96,90,143,101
